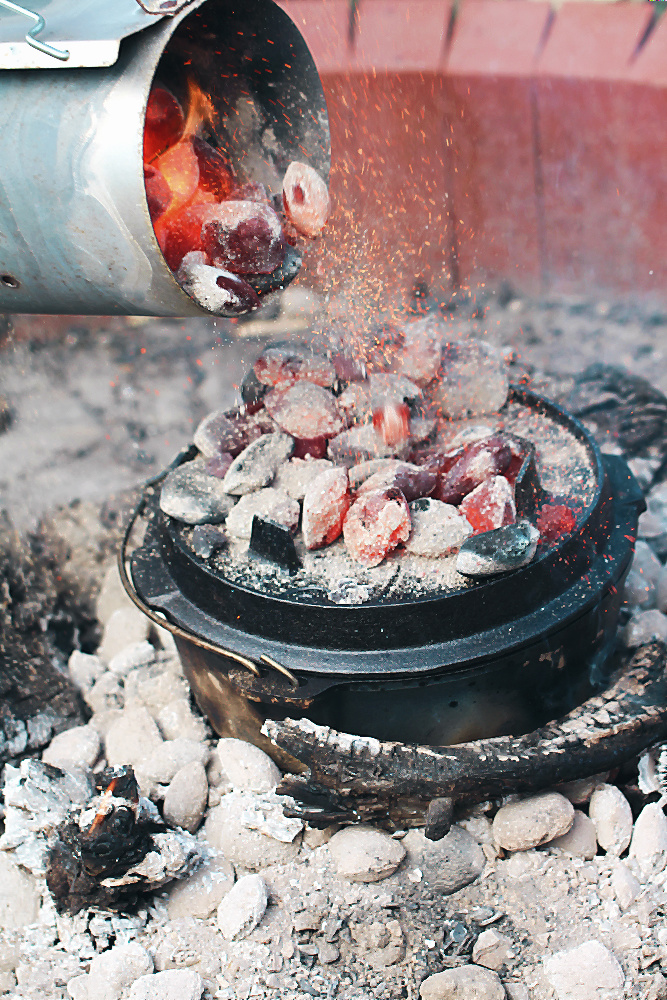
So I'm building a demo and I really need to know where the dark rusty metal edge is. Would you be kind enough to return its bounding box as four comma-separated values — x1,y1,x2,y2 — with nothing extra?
265,642,667,831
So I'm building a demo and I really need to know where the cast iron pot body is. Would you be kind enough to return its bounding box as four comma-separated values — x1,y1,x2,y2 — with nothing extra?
130,390,645,756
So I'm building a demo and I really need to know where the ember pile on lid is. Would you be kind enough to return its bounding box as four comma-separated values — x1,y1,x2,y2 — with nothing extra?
144,82,329,315
157,319,587,596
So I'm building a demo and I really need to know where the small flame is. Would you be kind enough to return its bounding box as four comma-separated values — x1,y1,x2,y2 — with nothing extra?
86,777,118,833
183,78,217,139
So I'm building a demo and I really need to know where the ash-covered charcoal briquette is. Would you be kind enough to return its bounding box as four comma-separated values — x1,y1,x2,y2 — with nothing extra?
264,381,343,439
372,401,411,448
226,487,300,540
343,487,411,567
282,160,330,238
253,345,336,389
202,200,285,274
160,461,236,524
369,372,422,409
193,409,255,458
302,466,350,550
357,461,438,503
274,457,334,500
404,498,473,557
459,475,516,534
328,424,403,467
394,314,445,386
250,516,302,572
434,436,512,505
204,452,233,479
456,519,540,577
429,338,509,418
222,432,294,495
177,252,261,315
191,523,227,559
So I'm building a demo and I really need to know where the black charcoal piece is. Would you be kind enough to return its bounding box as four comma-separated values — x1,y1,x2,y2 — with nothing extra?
456,519,540,577
250,515,301,573
191,524,227,559
246,246,303,295
241,367,267,408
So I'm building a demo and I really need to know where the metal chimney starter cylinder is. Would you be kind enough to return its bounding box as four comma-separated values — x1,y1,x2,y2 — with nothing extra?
0,0,330,316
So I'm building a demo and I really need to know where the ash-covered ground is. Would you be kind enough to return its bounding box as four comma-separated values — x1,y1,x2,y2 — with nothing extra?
2,284,667,1000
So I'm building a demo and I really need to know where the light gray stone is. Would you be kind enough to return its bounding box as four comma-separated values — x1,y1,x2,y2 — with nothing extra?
419,965,505,1000
493,792,574,852
549,809,597,860
631,540,662,585
472,928,512,971
98,606,151,663
214,738,281,793
85,673,124,715
222,432,294,495
416,825,486,895
104,706,163,769
328,824,406,883
160,461,236,525
543,940,624,1000
589,783,633,855
217,873,268,940
629,802,667,872
166,854,235,919
204,795,302,870
156,699,208,742
609,860,641,911
138,738,210,787
624,569,656,609
623,609,667,648
108,639,155,676
68,650,106,694
84,943,153,1000
123,663,189,717
163,761,209,833
42,725,101,771
0,852,40,929
96,561,136,626
225,487,300,540
128,969,204,1000
555,773,609,805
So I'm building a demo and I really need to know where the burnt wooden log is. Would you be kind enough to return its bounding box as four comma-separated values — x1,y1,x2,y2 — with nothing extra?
266,643,667,829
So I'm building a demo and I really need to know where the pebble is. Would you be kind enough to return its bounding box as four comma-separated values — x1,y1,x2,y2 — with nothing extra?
80,943,153,1000
104,705,163,769
631,539,662,585
623,608,667,647
225,487,300,540
127,969,204,1000
156,698,208,742
205,795,302,869
97,606,151,663
160,461,237,525
549,809,598,860
327,824,406,882
492,792,574,852
624,568,656,609
0,852,40,929
213,738,281,793
137,738,210,787
42,724,101,771
588,783,633,855
629,802,667,871
217,873,268,940
472,928,512,971
152,921,220,985
457,519,539,576
95,561,136,626
162,761,209,833
404,499,473,557
222,432,294,495
657,562,667,613
167,854,235,919
556,773,609,805
274,457,334,500
68,650,106,693
417,825,486,895
123,665,189,719
419,965,505,1000
543,940,624,1000
609,860,641,910
108,639,155,676
85,673,124,715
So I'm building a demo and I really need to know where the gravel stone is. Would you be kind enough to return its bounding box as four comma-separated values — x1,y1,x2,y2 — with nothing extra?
0,852,40,929
156,698,208,742
328,824,406,882
160,461,236,525
85,673,124,715
629,802,667,871
624,568,656,609
42,724,101,770
416,825,486,894
104,705,163,769
493,792,574,852
555,773,609,805
609,860,641,910
138,738,210,787
543,940,624,1000
588,783,633,855
472,928,512,971
549,809,598,860
98,606,151,663
68,650,106,693
213,738,281,793
84,943,153,1000
623,608,667,647
166,854,235,919
96,561,137,626
225,487,300,540
162,761,209,833
631,539,662,585
216,873,268,940
204,795,302,869
419,965,505,1000
222,432,294,495
127,969,204,1000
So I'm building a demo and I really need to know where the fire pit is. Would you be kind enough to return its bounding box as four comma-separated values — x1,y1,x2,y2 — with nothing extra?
121,338,645,767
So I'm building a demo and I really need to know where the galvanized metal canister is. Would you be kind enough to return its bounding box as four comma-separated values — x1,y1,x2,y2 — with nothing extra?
0,0,329,315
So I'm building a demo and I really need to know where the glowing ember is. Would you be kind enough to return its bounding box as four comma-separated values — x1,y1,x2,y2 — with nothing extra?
372,402,410,448
202,201,285,275
459,476,516,534
343,487,411,567
143,86,185,163
537,503,577,543
302,467,350,550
